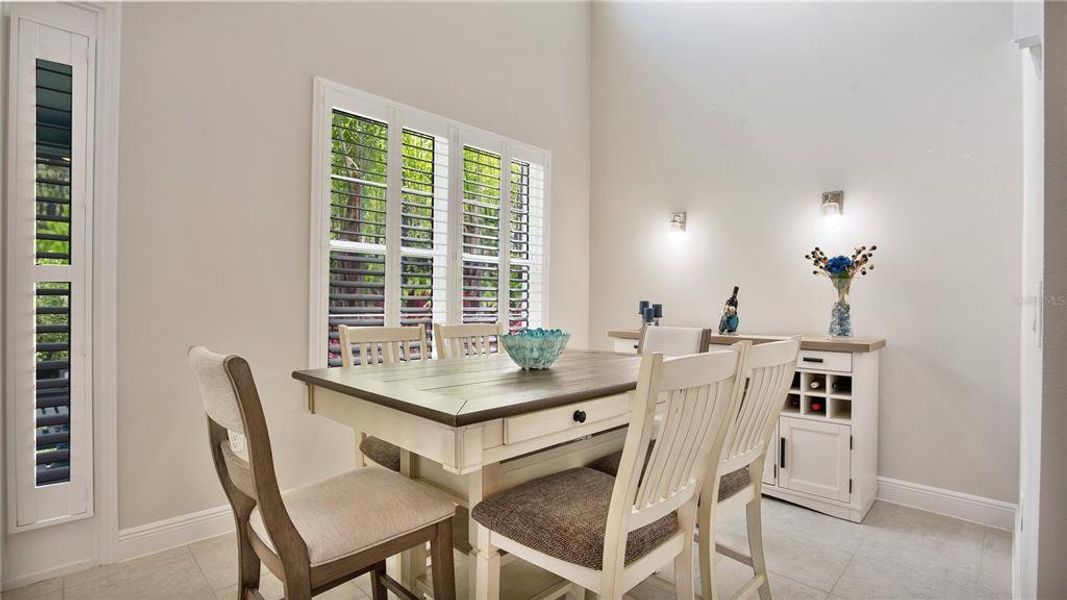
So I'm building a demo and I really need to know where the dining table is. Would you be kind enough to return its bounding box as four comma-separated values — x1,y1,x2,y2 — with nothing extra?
292,349,644,600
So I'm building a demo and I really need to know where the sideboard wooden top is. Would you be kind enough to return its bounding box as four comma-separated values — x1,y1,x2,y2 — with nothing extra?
293,349,642,427
608,329,885,353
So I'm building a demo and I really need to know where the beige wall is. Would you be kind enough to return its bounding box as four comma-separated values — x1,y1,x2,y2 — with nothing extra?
590,2,1022,502
117,2,591,529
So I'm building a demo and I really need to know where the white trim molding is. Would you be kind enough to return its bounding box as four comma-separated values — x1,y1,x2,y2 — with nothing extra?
877,476,1016,531
70,475,1017,578
115,504,233,562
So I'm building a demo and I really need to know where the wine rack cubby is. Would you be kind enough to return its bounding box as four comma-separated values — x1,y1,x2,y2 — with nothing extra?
788,371,854,423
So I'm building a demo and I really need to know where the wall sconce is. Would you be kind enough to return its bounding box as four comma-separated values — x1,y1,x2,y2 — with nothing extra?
669,211,687,233
821,191,844,229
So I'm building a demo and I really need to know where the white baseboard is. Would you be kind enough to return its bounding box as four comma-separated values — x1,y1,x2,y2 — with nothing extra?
115,504,234,562
41,477,1010,585
877,476,1016,531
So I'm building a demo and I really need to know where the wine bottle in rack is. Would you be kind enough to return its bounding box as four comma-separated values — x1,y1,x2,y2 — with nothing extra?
831,379,852,393
809,379,823,391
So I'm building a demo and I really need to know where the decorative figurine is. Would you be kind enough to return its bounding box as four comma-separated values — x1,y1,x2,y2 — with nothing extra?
718,286,740,334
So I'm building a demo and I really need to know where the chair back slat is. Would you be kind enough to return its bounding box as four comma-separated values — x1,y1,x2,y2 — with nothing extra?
639,326,705,356
338,325,429,367
721,339,800,473
221,439,256,499
602,343,750,559
433,323,502,359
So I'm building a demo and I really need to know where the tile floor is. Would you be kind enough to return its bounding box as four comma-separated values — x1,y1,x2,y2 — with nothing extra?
3,498,1011,600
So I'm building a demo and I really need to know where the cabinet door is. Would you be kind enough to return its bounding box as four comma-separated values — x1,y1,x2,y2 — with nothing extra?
762,422,778,486
779,417,851,502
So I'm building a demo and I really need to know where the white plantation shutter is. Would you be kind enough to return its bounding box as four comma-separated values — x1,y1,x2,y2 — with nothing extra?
327,110,389,366
461,146,503,325
310,80,549,366
399,129,449,353
7,16,96,529
507,159,545,332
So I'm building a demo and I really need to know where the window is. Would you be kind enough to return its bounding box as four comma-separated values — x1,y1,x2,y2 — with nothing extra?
6,15,96,529
310,79,549,366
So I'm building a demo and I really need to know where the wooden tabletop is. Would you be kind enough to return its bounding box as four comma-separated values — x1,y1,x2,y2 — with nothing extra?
293,350,642,427
608,329,885,353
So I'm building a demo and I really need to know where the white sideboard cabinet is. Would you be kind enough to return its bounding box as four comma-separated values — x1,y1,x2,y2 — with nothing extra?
609,328,884,522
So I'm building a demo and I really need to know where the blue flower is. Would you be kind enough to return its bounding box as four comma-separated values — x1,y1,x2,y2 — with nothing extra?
825,255,853,275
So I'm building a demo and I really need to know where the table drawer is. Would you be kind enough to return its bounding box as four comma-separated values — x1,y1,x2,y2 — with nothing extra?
504,395,630,445
796,350,852,373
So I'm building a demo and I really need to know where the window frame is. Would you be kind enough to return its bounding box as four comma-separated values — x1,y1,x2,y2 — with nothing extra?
309,77,551,367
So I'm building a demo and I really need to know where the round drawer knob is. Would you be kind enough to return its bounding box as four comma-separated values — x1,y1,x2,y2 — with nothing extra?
573,410,587,423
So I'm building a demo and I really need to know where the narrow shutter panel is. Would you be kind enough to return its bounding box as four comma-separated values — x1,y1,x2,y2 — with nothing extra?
9,17,94,527
327,110,388,365
400,129,447,351
35,59,75,486
508,159,544,331
462,146,501,324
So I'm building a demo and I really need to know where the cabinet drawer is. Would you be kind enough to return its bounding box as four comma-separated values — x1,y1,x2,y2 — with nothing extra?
796,350,852,373
504,395,630,445
612,339,640,354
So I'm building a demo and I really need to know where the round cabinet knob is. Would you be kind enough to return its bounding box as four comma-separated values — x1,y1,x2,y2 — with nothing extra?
573,410,587,423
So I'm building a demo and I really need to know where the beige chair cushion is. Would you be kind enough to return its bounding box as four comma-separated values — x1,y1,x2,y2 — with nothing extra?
360,436,402,472
470,468,677,570
588,450,751,502
250,468,455,566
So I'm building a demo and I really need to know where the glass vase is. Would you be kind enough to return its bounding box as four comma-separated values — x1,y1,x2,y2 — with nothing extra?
828,276,852,337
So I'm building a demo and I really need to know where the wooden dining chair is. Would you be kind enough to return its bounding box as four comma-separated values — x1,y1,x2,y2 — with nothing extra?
470,343,751,599
188,346,457,600
697,338,800,600
432,322,502,359
638,325,709,356
337,325,429,472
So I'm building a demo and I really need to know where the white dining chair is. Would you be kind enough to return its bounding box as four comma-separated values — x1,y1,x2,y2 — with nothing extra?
470,343,751,599
337,325,429,472
698,338,800,600
639,325,707,356
432,322,502,358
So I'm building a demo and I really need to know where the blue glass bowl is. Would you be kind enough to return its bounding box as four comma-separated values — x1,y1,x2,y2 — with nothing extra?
499,328,571,370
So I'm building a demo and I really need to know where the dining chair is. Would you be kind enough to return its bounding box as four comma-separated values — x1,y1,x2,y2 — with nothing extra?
698,338,800,600
638,325,709,356
338,324,429,368
337,325,429,472
188,346,457,600
432,322,502,359
470,343,751,599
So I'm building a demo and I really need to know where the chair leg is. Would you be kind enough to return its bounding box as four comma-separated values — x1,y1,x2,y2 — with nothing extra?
370,561,388,600
430,519,457,600
698,500,718,600
283,582,312,600
674,525,697,600
745,495,772,600
236,526,261,598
